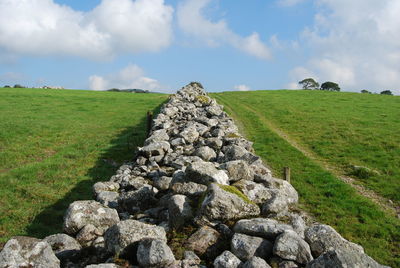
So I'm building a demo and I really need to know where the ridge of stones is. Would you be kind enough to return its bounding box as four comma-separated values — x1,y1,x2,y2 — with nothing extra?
0,82,389,268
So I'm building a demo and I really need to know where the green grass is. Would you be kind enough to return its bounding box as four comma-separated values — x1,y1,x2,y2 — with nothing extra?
0,88,167,243
212,90,400,267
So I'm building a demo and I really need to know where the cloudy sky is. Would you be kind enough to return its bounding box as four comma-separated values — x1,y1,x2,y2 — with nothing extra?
0,0,399,94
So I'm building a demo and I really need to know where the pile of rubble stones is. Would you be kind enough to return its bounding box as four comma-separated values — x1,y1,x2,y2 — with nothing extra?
0,82,389,268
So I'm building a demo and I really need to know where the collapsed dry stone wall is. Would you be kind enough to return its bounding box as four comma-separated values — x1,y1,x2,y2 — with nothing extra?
0,83,389,268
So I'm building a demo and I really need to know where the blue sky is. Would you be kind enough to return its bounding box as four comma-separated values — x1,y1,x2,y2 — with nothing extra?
0,0,399,94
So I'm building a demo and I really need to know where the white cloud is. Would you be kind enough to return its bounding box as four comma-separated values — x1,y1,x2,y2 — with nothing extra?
234,84,251,91
89,64,163,91
0,0,173,60
288,0,400,94
177,0,271,60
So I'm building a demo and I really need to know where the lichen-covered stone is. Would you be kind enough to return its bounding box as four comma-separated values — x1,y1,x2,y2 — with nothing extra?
0,236,60,268
137,239,175,267
186,161,229,185
213,250,242,268
273,230,313,264
233,218,293,240
63,200,119,235
197,184,260,223
230,233,273,261
104,220,167,255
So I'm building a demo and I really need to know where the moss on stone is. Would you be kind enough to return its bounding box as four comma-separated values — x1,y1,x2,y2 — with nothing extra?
217,184,254,204
195,95,211,104
225,132,241,138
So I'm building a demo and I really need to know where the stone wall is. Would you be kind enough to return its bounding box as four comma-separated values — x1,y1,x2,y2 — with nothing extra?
0,83,389,268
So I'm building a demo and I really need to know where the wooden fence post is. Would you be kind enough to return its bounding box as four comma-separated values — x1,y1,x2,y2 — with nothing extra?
284,167,291,183
146,111,153,137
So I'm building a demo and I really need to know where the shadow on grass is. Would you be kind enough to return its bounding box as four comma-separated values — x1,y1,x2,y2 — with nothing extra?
25,103,164,239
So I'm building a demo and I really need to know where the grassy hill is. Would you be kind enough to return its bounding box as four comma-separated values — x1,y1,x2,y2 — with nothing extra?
0,88,167,244
1,87,398,266
212,90,399,266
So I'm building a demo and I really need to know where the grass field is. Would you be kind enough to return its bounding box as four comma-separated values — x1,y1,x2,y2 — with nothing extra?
0,88,167,244
212,90,400,267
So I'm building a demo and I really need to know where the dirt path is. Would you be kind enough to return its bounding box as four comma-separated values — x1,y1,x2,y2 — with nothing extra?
240,103,400,218
216,95,399,218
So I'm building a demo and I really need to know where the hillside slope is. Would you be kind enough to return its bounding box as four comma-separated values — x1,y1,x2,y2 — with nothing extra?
0,88,167,243
212,90,400,266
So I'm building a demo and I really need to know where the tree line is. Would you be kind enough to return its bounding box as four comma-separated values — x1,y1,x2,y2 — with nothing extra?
298,78,394,95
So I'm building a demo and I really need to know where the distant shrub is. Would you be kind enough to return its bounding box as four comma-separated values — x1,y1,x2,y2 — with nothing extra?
4,85,10,88
380,90,393,95
361,90,371,94
13,84,24,88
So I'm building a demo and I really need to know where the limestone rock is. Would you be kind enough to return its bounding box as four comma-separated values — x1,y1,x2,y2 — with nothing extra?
137,239,175,267
96,191,119,209
141,141,170,158
63,200,119,235
76,224,102,247
179,126,200,143
233,218,293,240
43,233,81,260
304,224,364,257
213,250,242,268
242,256,271,268
168,194,193,230
306,249,388,268
145,129,170,145
104,220,167,255
118,185,158,213
233,180,273,204
197,184,260,223
171,182,207,197
93,181,119,196
186,161,229,185
0,236,60,268
185,226,220,256
194,146,217,161
273,230,313,264
221,160,254,182
230,233,273,261
153,176,173,191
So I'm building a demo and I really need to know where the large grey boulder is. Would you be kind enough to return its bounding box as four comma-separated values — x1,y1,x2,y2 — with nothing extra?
179,126,200,143
242,256,271,268
0,236,60,268
96,191,119,209
104,220,167,255
304,224,364,257
168,194,193,230
230,233,273,261
63,200,119,235
261,178,298,215
171,182,207,197
43,233,81,260
306,249,388,268
141,141,170,159
185,226,220,256
145,129,169,145
194,146,217,161
233,180,273,204
93,181,119,196
153,176,173,191
197,184,260,223
137,239,175,267
118,185,158,213
273,230,313,264
185,161,229,185
221,160,254,182
76,224,102,247
233,218,293,240
213,250,242,268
